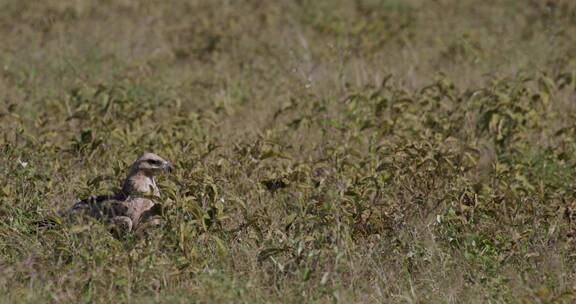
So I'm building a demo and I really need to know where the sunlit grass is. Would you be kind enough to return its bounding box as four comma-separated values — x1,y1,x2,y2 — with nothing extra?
1,1,576,303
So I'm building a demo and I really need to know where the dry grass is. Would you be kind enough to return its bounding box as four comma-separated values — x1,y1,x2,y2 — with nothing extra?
2,0,576,303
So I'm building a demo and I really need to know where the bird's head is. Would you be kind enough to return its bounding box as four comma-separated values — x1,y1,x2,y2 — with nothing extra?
121,152,173,197
131,152,173,176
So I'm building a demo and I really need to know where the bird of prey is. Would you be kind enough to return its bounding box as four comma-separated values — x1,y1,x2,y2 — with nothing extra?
64,152,173,235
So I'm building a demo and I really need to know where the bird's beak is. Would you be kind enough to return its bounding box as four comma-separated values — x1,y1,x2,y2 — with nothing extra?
164,161,173,173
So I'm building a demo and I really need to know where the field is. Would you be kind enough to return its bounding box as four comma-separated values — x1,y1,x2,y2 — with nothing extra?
2,0,576,303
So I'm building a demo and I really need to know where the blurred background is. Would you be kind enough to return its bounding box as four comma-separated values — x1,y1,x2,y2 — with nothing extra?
2,1,576,303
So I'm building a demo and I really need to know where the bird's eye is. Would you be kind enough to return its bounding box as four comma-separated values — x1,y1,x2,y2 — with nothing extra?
146,159,162,166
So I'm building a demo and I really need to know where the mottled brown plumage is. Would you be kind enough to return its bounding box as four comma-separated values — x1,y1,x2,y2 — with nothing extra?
70,152,172,235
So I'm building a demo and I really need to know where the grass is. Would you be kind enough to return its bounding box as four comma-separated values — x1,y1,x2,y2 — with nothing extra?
2,0,576,302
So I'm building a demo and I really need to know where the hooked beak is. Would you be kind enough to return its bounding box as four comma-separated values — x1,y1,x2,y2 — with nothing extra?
163,161,173,173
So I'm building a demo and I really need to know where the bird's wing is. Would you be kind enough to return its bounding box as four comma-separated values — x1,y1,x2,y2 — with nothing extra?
36,194,126,228
38,195,160,233
69,194,129,220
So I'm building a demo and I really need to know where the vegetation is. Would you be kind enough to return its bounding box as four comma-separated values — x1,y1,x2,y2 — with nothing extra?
2,0,576,302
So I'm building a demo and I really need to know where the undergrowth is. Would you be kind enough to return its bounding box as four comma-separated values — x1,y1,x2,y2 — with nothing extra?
1,0,576,303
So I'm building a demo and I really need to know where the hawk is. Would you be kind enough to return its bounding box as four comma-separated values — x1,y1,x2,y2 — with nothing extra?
57,152,173,235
